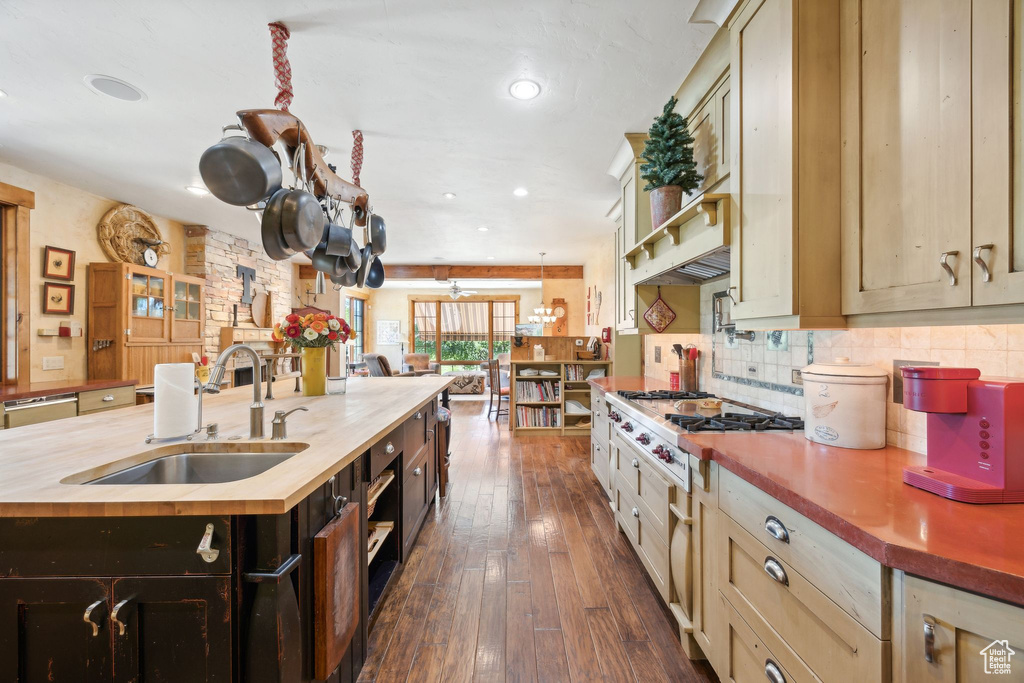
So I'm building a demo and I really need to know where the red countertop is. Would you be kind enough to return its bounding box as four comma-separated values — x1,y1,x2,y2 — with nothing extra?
589,376,1024,606
0,379,137,402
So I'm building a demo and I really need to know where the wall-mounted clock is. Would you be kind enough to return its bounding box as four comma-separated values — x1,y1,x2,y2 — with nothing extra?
551,297,568,336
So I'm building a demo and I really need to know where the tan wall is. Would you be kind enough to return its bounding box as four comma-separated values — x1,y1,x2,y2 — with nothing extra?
540,278,585,336
291,267,372,369
0,162,186,383
582,234,616,337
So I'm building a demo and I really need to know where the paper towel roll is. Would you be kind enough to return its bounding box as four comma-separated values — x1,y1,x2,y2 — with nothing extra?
154,363,198,438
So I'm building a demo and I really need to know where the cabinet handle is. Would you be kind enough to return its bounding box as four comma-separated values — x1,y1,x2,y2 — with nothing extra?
83,600,105,637
940,251,959,286
111,599,130,636
973,244,994,283
386,442,395,455
414,411,422,419
763,556,789,586
196,522,220,563
764,659,786,683
631,458,640,469
728,286,738,304
923,616,936,663
102,394,115,402
764,515,790,544
413,467,422,476
631,507,640,518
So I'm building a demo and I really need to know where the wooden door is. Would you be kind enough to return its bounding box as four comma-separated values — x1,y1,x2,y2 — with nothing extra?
840,0,974,314
898,574,1024,681
973,0,1024,306
125,265,170,344
169,274,205,343
0,577,113,682
729,0,797,320
689,459,722,673
110,576,231,682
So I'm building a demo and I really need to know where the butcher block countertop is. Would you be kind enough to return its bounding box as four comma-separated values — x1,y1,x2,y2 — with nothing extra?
0,376,452,518
590,376,1024,606
0,378,137,402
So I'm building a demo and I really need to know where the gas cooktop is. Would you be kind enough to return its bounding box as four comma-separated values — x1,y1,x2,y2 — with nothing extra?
666,412,804,433
613,389,804,434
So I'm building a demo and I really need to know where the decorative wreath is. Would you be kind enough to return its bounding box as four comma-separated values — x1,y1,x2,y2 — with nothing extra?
97,204,170,265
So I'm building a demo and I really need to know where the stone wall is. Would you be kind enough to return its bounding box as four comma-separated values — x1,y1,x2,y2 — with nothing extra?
184,226,293,362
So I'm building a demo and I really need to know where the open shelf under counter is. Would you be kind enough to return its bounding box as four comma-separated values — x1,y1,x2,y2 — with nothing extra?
367,521,395,565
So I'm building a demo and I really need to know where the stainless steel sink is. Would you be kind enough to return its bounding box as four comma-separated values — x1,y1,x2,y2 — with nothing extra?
83,442,308,485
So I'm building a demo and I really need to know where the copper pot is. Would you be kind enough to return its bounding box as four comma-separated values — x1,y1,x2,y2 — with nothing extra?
650,185,684,229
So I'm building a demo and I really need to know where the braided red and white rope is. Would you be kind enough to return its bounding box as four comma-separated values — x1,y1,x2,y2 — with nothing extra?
351,130,364,187
268,22,293,111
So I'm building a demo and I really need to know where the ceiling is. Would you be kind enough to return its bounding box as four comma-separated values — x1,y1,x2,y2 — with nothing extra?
376,278,540,290
0,0,714,265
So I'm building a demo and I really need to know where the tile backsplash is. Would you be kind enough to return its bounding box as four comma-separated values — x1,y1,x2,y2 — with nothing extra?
644,282,1024,454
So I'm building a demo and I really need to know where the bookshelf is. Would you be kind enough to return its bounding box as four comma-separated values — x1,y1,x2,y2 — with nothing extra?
510,359,612,435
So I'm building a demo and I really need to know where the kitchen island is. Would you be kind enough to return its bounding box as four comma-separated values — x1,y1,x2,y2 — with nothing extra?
0,376,452,683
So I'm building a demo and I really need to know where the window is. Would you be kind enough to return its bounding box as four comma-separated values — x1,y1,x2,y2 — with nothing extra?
410,297,519,369
344,296,365,362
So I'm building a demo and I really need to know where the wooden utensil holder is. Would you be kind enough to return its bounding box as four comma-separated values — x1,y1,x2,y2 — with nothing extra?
679,357,698,393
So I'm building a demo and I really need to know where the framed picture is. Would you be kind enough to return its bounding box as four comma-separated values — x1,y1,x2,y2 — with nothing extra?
43,282,75,315
515,323,544,337
376,319,401,346
43,246,76,280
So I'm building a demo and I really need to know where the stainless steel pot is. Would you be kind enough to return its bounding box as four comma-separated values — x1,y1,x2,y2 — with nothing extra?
331,269,358,287
368,214,387,256
366,255,385,289
260,189,293,260
200,126,283,206
280,189,325,252
355,245,374,288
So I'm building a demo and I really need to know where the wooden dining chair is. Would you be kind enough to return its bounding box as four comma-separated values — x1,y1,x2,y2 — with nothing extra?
484,359,509,422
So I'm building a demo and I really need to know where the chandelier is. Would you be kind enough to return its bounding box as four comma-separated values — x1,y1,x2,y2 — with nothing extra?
528,252,557,324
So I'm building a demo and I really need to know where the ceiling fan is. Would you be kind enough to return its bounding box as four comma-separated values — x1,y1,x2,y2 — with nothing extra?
448,280,477,299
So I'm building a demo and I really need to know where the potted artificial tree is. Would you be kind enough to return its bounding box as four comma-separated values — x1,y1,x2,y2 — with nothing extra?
640,95,702,229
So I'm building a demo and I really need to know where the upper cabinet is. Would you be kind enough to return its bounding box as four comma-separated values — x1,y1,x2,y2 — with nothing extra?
728,0,845,328
841,0,1024,316
690,73,731,197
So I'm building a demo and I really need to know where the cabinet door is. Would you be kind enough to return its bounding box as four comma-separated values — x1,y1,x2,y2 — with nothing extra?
111,576,231,682
0,577,112,682
615,222,637,331
729,0,797,320
126,266,170,343
690,75,731,195
972,0,1024,306
689,459,722,673
169,275,204,343
840,0,973,314
402,447,430,553
898,574,1024,682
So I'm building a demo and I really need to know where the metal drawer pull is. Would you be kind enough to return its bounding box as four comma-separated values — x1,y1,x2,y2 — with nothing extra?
631,507,640,518
923,616,936,663
111,599,131,636
764,515,790,544
631,458,640,469
413,467,422,476
196,522,219,563
386,441,395,455
83,600,105,636
414,411,422,419
763,556,789,586
764,659,786,683
940,251,959,286
102,394,115,402
973,244,994,282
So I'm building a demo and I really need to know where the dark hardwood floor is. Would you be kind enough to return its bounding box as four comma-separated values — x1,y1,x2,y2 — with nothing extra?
357,400,718,682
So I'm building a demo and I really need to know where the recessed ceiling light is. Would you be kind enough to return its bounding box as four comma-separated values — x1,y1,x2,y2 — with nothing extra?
486,256,495,260
509,79,541,100
513,187,529,197
477,226,489,232
442,192,456,200
186,185,209,196
83,74,147,102
432,256,446,261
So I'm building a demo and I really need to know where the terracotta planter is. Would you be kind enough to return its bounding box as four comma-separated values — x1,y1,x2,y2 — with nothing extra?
650,185,684,229
300,346,327,396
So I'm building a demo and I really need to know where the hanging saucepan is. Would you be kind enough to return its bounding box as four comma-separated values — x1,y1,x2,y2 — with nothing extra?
355,245,374,288
365,256,385,289
368,213,387,256
260,189,294,260
344,240,363,271
331,269,358,288
309,245,349,278
321,222,353,257
200,125,283,206
280,190,325,252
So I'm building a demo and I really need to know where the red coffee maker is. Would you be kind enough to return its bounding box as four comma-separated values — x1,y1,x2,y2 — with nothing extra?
901,366,1024,503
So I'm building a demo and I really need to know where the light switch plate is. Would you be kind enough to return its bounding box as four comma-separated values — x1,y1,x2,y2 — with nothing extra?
791,369,803,385
574,339,583,346
747,365,758,377
893,359,937,404
42,356,64,370
654,346,662,363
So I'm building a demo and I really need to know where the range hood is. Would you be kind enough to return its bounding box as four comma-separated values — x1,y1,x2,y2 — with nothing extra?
639,246,730,285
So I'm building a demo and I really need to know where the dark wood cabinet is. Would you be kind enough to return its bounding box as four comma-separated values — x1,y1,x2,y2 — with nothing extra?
110,576,231,682
0,577,113,683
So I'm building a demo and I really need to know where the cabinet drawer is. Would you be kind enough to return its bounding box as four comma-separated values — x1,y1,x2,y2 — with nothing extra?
720,514,888,682
590,441,608,489
615,474,671,602
722,597,800,683
78,385,135,414
370,424,404,478
0,516,232,576
614,473,639,542
403,447,430,549
612,432,672,544
405,402,430,459
719,468,887,638
4,398,77,428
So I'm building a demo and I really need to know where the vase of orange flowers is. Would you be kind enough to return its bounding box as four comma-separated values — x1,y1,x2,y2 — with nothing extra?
272,312,354,397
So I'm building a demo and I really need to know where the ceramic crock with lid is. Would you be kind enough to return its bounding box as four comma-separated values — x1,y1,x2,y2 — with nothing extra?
801,357,888,449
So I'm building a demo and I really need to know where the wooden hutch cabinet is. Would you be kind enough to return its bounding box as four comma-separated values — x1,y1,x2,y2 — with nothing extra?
88,262,205,386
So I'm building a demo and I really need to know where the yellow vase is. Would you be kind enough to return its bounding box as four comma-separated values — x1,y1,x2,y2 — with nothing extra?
300,346,327,396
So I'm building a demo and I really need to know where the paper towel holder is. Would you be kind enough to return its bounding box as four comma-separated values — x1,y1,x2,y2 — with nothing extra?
145,377,207,444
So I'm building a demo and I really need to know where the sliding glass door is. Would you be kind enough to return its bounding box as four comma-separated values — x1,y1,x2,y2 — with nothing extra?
410,298,519,370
